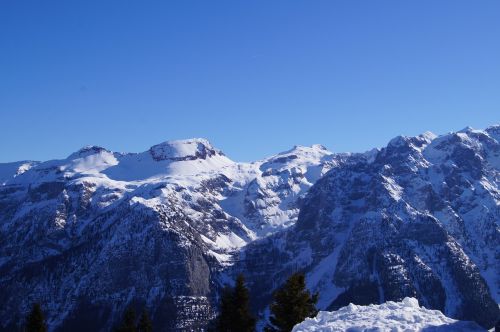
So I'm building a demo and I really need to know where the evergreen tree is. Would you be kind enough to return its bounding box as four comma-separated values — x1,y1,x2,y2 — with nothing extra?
25,303,47,332
215,274,256,332
215,285,234,332
231,274,256,332
137,309,153,332
266,273,318,332
115,307,137,332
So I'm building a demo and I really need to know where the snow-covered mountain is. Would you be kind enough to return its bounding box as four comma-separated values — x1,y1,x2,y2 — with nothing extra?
0,138,335,331
292,297,485,331
0,126,499,330
237,125,500,329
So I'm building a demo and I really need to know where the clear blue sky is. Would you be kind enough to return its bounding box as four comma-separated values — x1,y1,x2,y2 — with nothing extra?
1,1,499,162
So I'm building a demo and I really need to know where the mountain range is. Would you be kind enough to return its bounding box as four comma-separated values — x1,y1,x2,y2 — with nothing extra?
0,125,499,330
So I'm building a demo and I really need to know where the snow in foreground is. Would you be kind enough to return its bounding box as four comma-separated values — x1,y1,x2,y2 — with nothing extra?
292,298,485,332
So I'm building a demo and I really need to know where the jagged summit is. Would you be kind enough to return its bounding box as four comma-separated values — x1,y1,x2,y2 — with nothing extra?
387,131,436,150
67,145,110,159
148,138,224,161
485,124,500,141
420,130,438,141
458,126,475,133
278,144,330,156
260,144,333,170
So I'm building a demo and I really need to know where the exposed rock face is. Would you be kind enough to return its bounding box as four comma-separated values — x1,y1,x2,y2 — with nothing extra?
238,126,500,329
0,180,216,331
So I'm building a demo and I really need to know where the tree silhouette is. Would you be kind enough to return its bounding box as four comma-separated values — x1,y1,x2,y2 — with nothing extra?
25,303,47,332
266,273,318,332
215,274,256,332
137,309,153,332
115,307,137,332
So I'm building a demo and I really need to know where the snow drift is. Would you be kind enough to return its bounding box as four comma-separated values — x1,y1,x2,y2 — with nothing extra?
292,297,485,332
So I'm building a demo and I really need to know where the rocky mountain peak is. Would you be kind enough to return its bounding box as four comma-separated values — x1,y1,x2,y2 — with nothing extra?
287,144,330,154
68,145,110,159
485,124,500,142
148,138,224,162
387,131,436,152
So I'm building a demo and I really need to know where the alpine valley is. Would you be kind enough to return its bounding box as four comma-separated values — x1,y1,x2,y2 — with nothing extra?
0,125,499,331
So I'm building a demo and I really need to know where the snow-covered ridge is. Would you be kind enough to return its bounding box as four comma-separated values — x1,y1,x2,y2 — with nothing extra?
149,138,224,161
67,145,111,159
1,125,499,330
237,124,499,329
292,298,485,332
0,138,338,254
0,161,38,185
0,138,342,330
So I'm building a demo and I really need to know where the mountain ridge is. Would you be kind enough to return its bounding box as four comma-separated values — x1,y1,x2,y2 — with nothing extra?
0,125,499,330
236,125,499,329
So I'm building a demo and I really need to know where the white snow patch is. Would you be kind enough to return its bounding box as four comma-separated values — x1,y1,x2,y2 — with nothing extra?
215,232,247,250
292,298,484,332
382,175,404,201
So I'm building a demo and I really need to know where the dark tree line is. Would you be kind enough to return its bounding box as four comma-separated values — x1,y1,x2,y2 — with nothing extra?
115,307,153,332
22,304,152,332
214,272,318,332
214,274,256,332
265,273,318,332
25,303,47,332
23,272,317,332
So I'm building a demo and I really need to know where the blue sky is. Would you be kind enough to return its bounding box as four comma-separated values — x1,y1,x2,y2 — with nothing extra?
1,1,499,162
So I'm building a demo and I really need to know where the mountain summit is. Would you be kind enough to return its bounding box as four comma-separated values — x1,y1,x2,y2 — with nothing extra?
149,138,224,162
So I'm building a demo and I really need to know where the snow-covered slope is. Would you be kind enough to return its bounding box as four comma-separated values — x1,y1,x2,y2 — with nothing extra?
238,125,500,329
0,139,335,331
0,160,38,185
293,297,485,332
